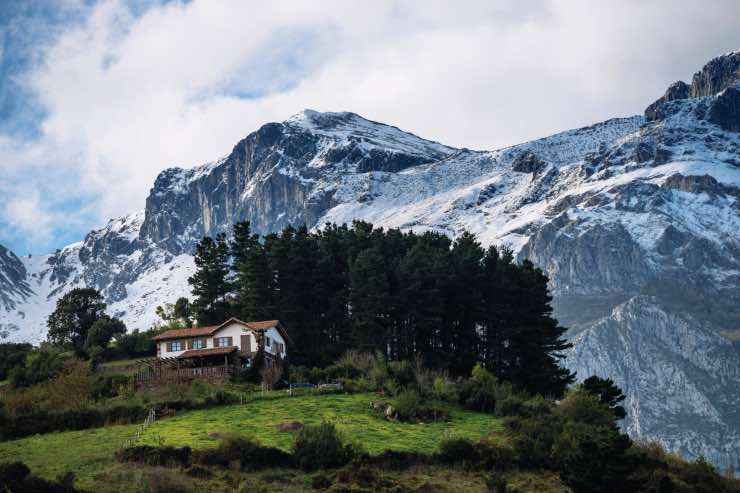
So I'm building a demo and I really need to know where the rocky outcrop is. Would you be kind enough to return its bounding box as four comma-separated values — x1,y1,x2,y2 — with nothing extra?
645,81,690,120
511,151,546,174
646,50,740,123
707,86,740,132
690,50,740,98
0,245,31,311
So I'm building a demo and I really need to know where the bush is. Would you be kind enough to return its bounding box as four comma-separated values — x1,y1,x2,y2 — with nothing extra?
437,438,478,466
93,374,133,399
293,422,355,470
115,445,192,467
8,345,66,388
505,415,560,469
458,364,498,413
0,343,32,381
0,461,84,493
475,442,518,471
392,390,446,423
432,376,459,402
195,433,292,470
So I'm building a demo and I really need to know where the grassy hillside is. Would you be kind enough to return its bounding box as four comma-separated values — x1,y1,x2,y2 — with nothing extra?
137,392,504,453
0,392,503,490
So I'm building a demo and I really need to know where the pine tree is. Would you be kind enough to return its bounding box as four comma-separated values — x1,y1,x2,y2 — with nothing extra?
503,260,575,397
349,247,391,352
188,234,231,325
231,221,272,320
447,232,485,375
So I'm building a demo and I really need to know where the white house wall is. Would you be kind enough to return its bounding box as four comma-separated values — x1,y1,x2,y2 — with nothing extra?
160,341,190,358
211,322,259,352
265,327,287,357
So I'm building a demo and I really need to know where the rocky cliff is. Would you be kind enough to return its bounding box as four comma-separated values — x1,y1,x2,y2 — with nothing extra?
1,51,739,469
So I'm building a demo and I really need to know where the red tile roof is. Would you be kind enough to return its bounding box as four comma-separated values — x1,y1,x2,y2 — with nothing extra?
152,325,220,341
177,346,237,359
243,320,280,330
151,318,283,341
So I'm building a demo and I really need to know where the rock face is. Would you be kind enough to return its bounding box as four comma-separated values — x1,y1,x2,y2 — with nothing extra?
1,52,740,470
139,111,453,255
646,50,740,128
566,297,740,468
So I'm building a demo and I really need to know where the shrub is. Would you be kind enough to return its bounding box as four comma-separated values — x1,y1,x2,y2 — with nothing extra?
364,449,431,469
485,474,509,493
505,415,561,469
0,461,84,493
293,422,355,470
392,390,446,422
115,445,192,467
8,345,66,388
387,360,415,388
475,442,518,471
0,461,30,483
437,438,478,466
553,389,616,428
93,374,133,399
432,376,459,402
196,433,292,470
458,364,498,413
0,343,32,381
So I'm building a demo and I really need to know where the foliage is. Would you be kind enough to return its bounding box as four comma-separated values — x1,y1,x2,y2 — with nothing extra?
46,288,108,356
187,221,574,396
116,445,192,467
0,343,32,381
581,375,627,419
188,234,231,325
231,222,273,321
292,421,355,470
194,433,292,470
437,438,478,466
155,297,192,327
392,389,446,422
110,328,160,359
0,461,84,493
458,364,500,413
84,315,127,363
44,359,97,411
8,344,66,388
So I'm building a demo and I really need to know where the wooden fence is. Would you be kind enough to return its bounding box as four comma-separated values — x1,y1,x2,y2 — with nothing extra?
120,408,156,450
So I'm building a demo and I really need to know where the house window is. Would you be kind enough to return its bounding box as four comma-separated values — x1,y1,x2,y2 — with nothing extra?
192,339,204,349
265,337,271,348
214,337,232,347
171,341,182,352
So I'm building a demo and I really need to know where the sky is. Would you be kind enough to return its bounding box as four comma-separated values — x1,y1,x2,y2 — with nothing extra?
0,0,738,255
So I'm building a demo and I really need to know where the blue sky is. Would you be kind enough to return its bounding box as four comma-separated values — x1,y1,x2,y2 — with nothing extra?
0,0,738,256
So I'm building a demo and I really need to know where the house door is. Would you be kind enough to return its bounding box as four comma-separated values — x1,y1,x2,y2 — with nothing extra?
241,334,250,353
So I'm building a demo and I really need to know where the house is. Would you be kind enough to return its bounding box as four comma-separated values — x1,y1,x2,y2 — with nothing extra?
135,318,290,385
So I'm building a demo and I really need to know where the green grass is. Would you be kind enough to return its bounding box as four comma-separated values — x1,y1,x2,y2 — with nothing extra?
138,392,504,453
0,392,503,489
0,424,138,489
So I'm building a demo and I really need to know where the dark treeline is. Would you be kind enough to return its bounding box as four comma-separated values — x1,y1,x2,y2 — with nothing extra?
189,221,574,396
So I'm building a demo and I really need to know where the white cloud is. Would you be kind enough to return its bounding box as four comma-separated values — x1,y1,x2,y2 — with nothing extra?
2,0,740,253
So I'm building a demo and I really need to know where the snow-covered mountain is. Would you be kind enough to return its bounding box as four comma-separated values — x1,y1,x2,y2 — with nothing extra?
1,51,739,468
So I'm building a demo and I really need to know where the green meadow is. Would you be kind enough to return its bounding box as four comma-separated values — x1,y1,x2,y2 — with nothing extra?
0,392,504,490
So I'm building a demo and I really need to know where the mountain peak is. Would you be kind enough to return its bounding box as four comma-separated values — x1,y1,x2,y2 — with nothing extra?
283,109,455,158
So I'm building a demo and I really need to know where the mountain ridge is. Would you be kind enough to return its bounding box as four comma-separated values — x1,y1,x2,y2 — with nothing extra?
1,50,739,469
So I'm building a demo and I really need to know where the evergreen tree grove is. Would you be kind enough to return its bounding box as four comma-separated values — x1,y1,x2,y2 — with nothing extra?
185,221,576,396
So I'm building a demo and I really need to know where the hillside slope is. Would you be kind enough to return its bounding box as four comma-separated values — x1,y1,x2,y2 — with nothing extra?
1,51,739,468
